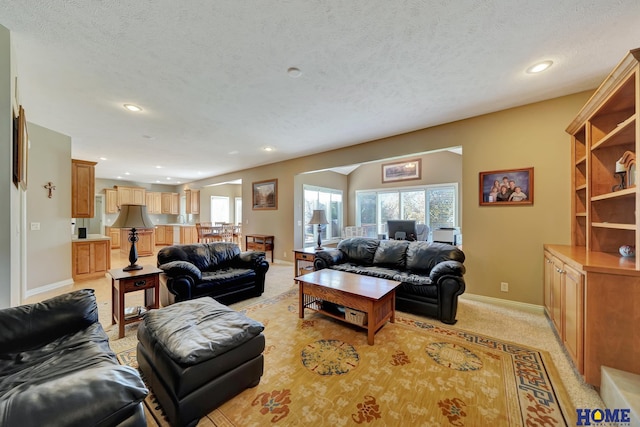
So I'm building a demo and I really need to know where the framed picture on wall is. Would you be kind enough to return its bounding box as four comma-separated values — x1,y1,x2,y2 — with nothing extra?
12,105,28,190
479,167,533,206
381,158,422,183
252,179,278,210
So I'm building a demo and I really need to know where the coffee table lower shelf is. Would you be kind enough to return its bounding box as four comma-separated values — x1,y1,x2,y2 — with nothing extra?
299,284,396,345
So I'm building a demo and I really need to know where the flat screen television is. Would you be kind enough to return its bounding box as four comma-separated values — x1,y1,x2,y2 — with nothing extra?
387,220,417,241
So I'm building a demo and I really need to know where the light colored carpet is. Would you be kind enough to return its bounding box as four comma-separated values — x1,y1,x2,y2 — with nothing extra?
118,289,578,426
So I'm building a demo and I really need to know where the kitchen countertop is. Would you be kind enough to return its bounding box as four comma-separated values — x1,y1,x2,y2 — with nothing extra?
72,234,110,242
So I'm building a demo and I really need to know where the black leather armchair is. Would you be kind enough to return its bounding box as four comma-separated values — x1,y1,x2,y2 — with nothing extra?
157,242,269,305
0,289,148,426
314,238,466,324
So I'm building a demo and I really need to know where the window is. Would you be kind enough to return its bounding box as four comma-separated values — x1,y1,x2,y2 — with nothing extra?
210,196,230,223
303,185,343,247
356,183,457,238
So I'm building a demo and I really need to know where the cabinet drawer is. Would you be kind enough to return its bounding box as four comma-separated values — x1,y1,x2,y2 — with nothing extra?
298,253,315,261
122,275,158,292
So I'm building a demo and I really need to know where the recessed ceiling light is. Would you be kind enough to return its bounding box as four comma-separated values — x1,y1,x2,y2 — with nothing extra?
155,165,163,169
166,177,171,180
263,146,274,152
228,150,239,155
177,181,182,184
123,104,143,112
287,67,302,78
526,60,553,74
99,157,108,161
116,176,122,179
124,172,130,175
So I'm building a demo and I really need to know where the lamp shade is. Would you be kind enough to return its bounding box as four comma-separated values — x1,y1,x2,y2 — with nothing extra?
308,209,329,225
112,205,155,229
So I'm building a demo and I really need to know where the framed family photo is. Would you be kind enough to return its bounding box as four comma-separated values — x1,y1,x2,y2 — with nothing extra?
252,179,278,210
479,167,533,206
381,158,421,183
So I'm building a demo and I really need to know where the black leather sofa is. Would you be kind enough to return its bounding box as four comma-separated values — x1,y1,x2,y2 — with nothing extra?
314,238,466,324
157,242,269,305
0,289,148,426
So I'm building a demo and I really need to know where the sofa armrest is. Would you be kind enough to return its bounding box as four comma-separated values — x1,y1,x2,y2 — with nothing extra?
238,251,270,273
158,260,202,281
313,249,345,270
429,260,466,283
0,289,98,353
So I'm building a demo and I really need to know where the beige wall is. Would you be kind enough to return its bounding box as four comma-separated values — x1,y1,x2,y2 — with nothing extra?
197,183,242,224
192,91,593,306
26,123,73,292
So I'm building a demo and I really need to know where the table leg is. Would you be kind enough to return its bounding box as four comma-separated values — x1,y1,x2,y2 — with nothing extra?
390,290,396,323
298,282,304,319
118,282,125,339
111,278,116,325
367,301,375,345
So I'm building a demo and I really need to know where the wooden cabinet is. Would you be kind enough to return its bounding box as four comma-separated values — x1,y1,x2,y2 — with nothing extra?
71,159,97,218
185,189,200,214
547,49,640,387
161,192,179,215
119,228,155,257
105,226,120,249
105,189,118,214
72,239,111,281
543,249,584,373
154,225,174,246
116,186,146,206
180,226,198,244
146,192,162,214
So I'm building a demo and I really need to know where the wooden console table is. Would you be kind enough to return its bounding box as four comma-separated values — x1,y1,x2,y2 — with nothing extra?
109,265,161,338
245,234,274,263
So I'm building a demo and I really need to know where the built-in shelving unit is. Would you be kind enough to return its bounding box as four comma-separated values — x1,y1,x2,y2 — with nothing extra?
545,48,640,388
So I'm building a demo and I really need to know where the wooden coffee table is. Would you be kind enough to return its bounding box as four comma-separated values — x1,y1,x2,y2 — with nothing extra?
296,269,401,345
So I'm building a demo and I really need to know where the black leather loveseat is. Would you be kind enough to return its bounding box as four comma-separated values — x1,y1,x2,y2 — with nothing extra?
157,242,269,305
0,289,148,426
314,238,466,324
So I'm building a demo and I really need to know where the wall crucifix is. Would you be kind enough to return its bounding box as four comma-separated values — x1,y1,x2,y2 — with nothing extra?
44,182,56,198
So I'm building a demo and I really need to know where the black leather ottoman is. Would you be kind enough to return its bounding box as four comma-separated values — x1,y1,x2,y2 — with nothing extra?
136,298,265,427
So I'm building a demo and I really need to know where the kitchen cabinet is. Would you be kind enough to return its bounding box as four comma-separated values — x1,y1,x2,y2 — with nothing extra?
180,225,198,244
105,189,118,214
146,192,162,214
185,189,200,214
161,192,179,215
119,228,155,257
155,225,174,246
116,186,146,206
71,159,97,218
105,226,120,249
72,238,111,281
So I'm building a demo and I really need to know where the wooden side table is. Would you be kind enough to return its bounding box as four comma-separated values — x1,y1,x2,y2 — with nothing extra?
245,234,274,263
109,265,161,339
293,247,317,277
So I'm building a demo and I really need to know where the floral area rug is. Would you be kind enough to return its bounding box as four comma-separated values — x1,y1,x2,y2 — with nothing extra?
117,289,576,426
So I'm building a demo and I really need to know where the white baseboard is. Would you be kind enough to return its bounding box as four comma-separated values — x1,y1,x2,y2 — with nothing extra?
460,292,544,314
24,279,74,300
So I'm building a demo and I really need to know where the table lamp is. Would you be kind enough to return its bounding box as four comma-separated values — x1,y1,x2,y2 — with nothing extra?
112,204,154,271
308,209,329,250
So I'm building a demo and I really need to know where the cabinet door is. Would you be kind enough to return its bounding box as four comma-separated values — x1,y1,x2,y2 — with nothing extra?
166,226,174,245
132,188,146,205
109,228,120,248
551,257,563,335
71,160,96,218
543,251,554,316
145,192,154,212
105,189,118,213
155,226,165,245
562,264,584,372
161,193,172,214
74,242,92,276
93,241,109,273
118,187,132,206
171,193,179,214
153,192,162,214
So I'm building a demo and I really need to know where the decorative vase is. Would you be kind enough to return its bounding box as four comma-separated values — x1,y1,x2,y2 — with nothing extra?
619,245,635,257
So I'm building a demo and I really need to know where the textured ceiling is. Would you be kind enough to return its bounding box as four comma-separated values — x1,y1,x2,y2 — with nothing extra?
1,1,640,184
